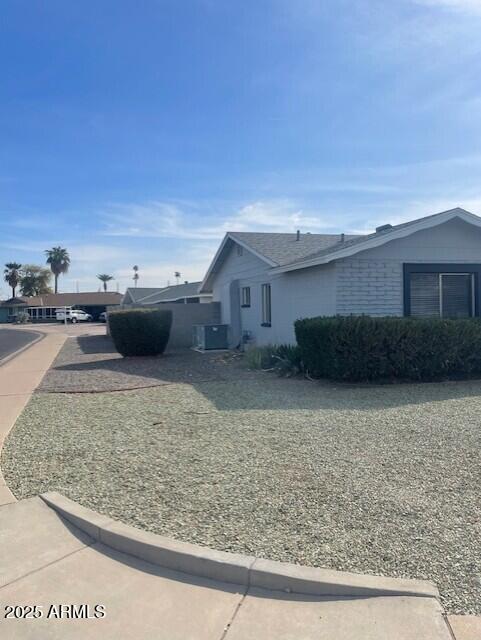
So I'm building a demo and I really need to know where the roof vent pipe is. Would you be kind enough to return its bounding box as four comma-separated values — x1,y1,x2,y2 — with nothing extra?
296,229,300,241
340,233,345,243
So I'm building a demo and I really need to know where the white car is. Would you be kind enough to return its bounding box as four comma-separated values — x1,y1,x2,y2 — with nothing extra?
55,309,93,324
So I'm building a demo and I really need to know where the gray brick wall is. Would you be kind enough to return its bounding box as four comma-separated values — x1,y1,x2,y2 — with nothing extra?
336,259,403,316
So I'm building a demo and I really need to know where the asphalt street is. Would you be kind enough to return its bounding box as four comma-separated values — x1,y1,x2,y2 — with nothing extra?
0,328,39,362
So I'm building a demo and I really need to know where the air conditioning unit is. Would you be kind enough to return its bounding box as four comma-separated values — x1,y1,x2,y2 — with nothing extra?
193,324,229,350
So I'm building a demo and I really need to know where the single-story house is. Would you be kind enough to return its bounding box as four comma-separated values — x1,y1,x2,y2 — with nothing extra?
0,291,123,323
199,207,481,346
122,282,212,306
121,287,167,306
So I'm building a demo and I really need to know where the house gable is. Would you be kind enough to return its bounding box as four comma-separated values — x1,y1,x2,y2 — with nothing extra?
272,208,481,273
200,234,274,293
349,216,481,262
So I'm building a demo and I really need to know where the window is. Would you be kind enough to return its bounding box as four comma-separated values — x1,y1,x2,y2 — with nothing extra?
409,272,474,318
241,286,251,307
261,283,271,326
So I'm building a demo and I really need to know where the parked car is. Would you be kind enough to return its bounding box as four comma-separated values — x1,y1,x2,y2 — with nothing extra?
99,311,107,322
55,309,93,323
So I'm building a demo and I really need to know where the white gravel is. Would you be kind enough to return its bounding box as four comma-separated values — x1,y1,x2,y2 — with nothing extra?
3,356,481,614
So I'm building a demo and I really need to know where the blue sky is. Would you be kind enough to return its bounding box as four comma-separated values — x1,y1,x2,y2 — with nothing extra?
2,0,481,294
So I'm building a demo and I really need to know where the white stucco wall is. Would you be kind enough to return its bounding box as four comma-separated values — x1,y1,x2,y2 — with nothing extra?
336,218,481,316
211,242,336,345
270,264,336,344
211,244,269,328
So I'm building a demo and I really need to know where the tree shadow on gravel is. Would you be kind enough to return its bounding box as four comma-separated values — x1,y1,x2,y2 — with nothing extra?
38,335,481,412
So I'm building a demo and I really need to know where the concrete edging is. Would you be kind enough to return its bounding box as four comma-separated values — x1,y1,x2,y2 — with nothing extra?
0,328,45,368
41,491,440,600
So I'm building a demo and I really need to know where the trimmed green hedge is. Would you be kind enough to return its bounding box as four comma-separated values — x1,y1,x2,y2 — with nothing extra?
109,308,172,357
294,316,481,382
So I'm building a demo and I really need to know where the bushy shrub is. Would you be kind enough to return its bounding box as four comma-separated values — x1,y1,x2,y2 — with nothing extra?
273,344,303,376
244,343,303,376
15,311,30,324
109,308,172,357
244,344,279,370
295,315,481,382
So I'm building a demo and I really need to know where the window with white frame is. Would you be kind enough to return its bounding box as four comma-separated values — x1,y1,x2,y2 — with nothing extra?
409,272,474,318
241,286,251,307
261,283,271,326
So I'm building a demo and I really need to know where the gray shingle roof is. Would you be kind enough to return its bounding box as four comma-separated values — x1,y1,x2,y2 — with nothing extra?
123,287,166,303
229,231,361,266
280,207,472,266
230,208,474,268
1,292,123,307
141,282,202,303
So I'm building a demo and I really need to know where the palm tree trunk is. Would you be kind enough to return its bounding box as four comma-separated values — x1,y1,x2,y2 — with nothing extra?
12,286,15,298
103,282,107,292
54,274,58,294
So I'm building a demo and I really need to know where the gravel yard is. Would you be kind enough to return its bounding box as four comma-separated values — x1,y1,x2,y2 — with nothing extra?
3,336,481,614
37,335,254,392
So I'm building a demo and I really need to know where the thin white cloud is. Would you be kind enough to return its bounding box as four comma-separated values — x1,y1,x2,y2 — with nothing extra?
101,199,338,241
415,0,481,13
70,244,130,263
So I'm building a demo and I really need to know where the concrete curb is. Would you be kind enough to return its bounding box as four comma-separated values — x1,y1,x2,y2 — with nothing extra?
41,492,440,600
0,328,45,368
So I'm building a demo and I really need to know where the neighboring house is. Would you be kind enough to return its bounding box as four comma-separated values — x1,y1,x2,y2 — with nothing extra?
200,207,481,346
121,287,166,305
122,282,212,306
0,291,123,323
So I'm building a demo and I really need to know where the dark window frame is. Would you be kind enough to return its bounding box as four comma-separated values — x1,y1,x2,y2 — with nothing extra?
403,263,481,317
241,286,251,308
261,283,271,327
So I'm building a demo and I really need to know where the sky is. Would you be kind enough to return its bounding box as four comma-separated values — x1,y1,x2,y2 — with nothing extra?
2,0,481,295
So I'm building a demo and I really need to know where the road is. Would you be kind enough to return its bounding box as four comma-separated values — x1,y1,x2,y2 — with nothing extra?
0,328,40,362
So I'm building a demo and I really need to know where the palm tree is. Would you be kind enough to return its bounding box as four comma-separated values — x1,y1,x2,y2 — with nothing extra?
45,247,70,294
133,265,139,287
4,262,22,298
97,274,114,292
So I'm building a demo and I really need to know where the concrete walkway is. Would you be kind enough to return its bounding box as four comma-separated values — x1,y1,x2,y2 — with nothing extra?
0,495,453,639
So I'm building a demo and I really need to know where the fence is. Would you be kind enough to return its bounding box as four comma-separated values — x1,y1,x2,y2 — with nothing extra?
118,302,221,349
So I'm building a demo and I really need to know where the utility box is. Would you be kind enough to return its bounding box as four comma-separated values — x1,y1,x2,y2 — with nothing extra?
193,324,229,350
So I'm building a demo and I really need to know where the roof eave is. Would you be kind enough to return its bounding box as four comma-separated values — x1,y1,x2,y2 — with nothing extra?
271,208,479,274
143,293,211,304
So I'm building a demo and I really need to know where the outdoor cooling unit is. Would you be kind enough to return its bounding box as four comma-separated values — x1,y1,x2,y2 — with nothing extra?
192,324,229,350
